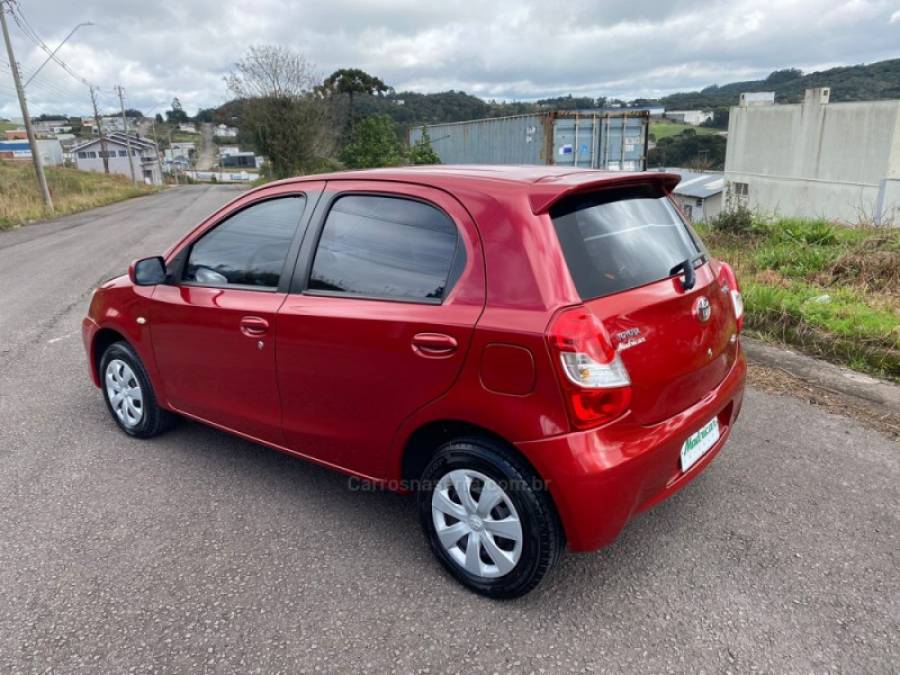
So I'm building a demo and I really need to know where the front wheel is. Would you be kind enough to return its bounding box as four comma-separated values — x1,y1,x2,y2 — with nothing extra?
99,341,174,438
417,437,563,599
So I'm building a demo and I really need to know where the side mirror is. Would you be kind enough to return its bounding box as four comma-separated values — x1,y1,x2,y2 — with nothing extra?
130,256,167,286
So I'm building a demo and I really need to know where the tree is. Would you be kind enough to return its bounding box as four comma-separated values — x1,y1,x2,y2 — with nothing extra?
408,128,440,165
226,45,334,178
165,97,189,123
766,68,803,84
319,68,389,132
155,113,164,124
647,132,726,170
340,114,403,169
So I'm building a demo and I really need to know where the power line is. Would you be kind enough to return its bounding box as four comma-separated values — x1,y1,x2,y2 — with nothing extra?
5,0,93,87
0,0,53,209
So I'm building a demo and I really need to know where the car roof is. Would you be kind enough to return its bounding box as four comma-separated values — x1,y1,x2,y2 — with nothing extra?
265,165,680,214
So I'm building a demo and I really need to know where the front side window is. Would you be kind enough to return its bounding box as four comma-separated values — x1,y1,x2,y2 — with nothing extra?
184,196,305,288
550,184,703,300
308,195,461,302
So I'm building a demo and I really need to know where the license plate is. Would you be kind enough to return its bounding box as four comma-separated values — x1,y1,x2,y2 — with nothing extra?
680,417,720,472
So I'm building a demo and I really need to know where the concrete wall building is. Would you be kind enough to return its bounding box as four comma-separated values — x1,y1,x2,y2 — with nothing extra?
0,138,64,165
72,132,162,184
725,88,900,225
220,151,260,169
666,110,713,125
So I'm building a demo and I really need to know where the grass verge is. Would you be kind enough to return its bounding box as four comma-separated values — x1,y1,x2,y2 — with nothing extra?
697,214,900,380
0,161,157,230
650,121,719,140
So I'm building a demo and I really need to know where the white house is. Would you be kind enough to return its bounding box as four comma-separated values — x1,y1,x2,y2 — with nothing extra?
214,124,238,138
725,88,900,225
666,110,714,126
668,168,725,222
99,116,127,133
72,132,162,185
178,122,198,134
164,141,195,172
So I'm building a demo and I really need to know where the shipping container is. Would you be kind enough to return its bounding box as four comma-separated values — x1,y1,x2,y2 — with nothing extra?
408,110,649,171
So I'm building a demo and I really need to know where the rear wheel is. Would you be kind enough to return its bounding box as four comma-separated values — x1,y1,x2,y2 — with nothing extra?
417,437,562,599
100,341,174,438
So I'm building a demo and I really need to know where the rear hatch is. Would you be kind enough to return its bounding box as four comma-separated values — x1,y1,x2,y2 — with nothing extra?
549,183,738,425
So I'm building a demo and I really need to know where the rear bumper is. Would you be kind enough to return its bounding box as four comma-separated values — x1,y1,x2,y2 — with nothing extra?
517,345,747,552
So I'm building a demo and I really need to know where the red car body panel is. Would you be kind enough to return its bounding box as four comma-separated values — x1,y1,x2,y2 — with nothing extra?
83,165,746,552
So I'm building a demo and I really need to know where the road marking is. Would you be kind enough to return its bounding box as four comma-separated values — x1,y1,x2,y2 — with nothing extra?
47,332,76,344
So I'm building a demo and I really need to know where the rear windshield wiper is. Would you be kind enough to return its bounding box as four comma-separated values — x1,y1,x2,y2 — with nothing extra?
670,253,706,291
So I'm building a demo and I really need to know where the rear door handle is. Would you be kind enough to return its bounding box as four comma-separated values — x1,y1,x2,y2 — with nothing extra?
412,332,458,357
240,316,269,337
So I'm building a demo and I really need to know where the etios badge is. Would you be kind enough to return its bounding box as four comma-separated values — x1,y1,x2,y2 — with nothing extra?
694,296,712,322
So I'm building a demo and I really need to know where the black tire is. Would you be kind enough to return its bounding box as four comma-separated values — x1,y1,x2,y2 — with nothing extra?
417,436,563,599
99,341,175,438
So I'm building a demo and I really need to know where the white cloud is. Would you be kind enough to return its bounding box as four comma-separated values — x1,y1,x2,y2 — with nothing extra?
1,0,898,119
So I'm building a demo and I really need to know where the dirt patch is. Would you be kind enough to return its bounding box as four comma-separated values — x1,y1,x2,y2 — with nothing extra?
748,363,900,439
754,269,791,287
825,249,900,293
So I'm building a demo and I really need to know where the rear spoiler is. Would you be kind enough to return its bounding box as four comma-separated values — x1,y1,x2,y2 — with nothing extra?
528,172,681,215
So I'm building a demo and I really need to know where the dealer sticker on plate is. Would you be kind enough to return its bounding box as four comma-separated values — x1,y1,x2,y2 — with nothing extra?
680,417,720,472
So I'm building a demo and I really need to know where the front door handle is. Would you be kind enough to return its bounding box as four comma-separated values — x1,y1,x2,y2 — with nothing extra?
240,316,269,337
412,332,458,357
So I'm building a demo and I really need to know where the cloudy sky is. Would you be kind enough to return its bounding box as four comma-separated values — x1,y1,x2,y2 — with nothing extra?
1,0,899,119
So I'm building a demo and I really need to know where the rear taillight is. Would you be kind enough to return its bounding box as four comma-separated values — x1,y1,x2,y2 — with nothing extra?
547,306,632,430
717,262,744,331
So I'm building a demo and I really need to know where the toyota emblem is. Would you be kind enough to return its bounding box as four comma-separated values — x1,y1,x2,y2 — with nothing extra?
694,296,711,322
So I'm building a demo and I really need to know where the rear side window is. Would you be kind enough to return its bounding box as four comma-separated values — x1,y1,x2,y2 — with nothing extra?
550,184,703,300
308,195,461,302
184,196,305,288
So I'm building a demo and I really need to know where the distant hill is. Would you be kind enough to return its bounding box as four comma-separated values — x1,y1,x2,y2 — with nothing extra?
660,58,900,109
197,58,900,133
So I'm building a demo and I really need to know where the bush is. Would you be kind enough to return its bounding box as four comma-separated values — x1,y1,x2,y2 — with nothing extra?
408,128,440,165
708,204,754,234
771,218,838,246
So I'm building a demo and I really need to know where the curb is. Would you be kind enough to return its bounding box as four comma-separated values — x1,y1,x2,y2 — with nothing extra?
742,337,900,416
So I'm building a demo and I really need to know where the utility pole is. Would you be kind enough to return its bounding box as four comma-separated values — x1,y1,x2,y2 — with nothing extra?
150,117,164,185
167,129,178,185
115,85,137,183
89,86,109,174
0,0,53,211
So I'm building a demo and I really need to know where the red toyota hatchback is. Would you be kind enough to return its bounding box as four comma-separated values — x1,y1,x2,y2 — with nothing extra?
83,166,746,598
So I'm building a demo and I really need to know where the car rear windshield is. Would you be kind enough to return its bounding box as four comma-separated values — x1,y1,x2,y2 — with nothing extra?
549,184,704,300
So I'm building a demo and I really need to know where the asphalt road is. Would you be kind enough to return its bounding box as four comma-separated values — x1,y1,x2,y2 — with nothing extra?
0,185,897,673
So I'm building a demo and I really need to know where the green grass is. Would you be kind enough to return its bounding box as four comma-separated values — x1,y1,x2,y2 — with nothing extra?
650,121,719,141
169,131,200,143
0,161,157,229
0,119,18,133
697,216,900,380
